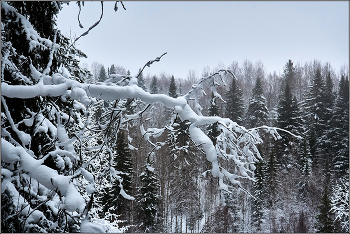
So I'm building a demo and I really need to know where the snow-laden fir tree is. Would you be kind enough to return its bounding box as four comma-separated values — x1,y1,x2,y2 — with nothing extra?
137,155,163,233
315,185,335,233
282,59,296,95
251,155,266,232
328,75,349,179
277,83,303,167
168,75,178,98
224,76,244,125
97,130,134,226
1,1,92,232
265,145,280,208
301,67,328,169
245,76,269,128
297,135,313,201
331,176,349,233
207,92,221,145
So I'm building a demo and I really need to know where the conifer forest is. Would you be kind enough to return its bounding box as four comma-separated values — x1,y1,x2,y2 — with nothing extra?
1,1,349,233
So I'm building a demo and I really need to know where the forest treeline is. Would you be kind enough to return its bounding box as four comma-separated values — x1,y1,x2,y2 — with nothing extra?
1,1,348,233
85,58,349,233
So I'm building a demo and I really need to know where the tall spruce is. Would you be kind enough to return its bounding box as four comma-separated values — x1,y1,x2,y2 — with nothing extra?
297,135,312,200
277,83,302,167
207,92,221,145
109,64,116,75
315,185,335,233
225,76,244,125
245,76,269,128
1,2,91,232
98,66,107,82
328,75,349,179
150,75,159,94
137,156,163,233
282,59,296,94
302,67,326,169
168,75,178,98
251,155,266,232
104,130,134,225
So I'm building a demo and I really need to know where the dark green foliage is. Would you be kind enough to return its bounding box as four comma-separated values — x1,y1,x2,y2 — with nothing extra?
168,75,178,98
252,157,266,232
207,93,221,145
328,75,349,179
1,2,89,232
277,83,302,135
266,146,280,208
302,67,329,169
316,186,335,233
225,76,244,124
167,116,201,232
150,75,159,94
297,135,312,200
245,76,269,128
137,157,163,233
98,66,107,82
277,83,303,167
282,59,296,94
97,130,134,224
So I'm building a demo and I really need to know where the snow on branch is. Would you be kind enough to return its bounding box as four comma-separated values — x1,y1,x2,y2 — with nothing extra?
1,2,54,51
1,65,270,191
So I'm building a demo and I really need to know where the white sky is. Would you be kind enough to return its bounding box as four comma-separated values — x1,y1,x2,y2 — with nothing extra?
56,1,349,79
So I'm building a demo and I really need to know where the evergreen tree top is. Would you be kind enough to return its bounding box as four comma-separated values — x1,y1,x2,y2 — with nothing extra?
109,64,116,75
252,76,264,98
98,66,107,82
169,75,178,98
150,75,159,94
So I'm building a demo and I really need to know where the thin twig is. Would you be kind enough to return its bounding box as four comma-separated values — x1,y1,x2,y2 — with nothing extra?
136,52,167,78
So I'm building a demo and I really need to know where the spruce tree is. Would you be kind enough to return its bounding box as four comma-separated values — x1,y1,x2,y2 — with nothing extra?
168,75,178,98
328,75,349,179
297,135,312,200
315,185,335,233
277,83,302,136
98,66,107,82
164,75,178,124
150,75,159,94
110,64,116,74
207,92,221,145
1,2,92,232
331,176,349,233
266,146,280,208
245,76,269,128
251,156,266,232
282,59,296,94
277,83,302,167
98,130,134,225
225,76,244,125
137,156,163,233
302,67,327,169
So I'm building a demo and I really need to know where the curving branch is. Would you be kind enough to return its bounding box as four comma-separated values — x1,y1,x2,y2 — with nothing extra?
136,52,167,78
69,1,104,48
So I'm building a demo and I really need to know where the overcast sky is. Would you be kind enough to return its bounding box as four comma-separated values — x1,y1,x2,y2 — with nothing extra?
56,1,349,79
